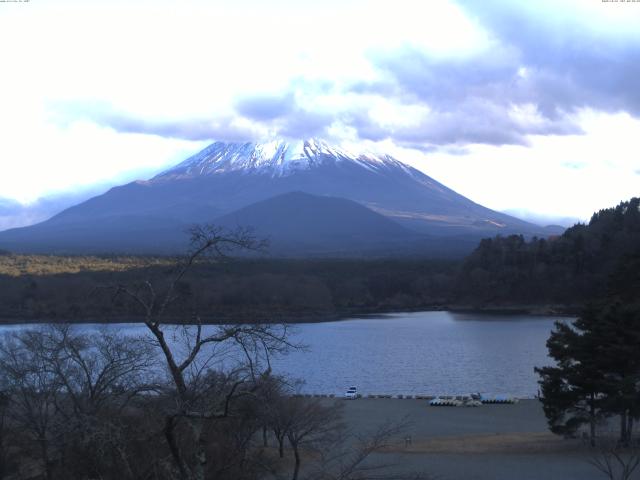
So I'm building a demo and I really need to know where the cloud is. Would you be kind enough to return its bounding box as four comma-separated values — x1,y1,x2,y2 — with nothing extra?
330,0,640,147
99,114,256,142
52,93,339,143
350,45,587,146
456,0,640,113
276,109,335,139
36,0,640,150
501,209,581,228
562,162,587,170
234,90,336,139
0,190,103,231
51,101,262,142
0,198,21,216
226,6,626,150
405,109,640,221
341,81,582,148
235,93,296,121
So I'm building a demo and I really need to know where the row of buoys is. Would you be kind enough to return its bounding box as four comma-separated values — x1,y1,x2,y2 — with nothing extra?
292,393,336,398
291,393,520,403
480,396,519,404
366,394,435,399
429,394,521,406
295,393,429,399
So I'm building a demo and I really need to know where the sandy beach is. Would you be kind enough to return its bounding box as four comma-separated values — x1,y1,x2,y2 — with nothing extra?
336,398,612,480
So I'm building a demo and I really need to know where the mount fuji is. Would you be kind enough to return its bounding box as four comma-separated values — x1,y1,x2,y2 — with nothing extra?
0,139,555,256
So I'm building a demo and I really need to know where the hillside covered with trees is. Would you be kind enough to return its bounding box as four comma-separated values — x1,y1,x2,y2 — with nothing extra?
0,256,455,323
454,198,640,310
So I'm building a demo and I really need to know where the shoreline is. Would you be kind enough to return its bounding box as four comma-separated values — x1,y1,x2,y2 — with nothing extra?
447,304,580,317
335,398,603,479
0,304,577,325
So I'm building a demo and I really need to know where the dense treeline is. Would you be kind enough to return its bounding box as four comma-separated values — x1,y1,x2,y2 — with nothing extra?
0,257,456,323
455,198,640,309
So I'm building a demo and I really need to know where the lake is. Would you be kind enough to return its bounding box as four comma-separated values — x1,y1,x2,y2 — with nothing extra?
0,311,565,398
272,311,563,398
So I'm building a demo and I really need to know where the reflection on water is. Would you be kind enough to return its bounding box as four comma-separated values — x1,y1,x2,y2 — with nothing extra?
0,311,567,398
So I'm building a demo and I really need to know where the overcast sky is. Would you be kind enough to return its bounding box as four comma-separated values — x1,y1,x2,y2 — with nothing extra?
1,0,639,226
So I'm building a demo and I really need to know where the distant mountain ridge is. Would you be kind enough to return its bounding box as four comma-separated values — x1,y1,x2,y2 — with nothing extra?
215,191,413,255
0,138,556,256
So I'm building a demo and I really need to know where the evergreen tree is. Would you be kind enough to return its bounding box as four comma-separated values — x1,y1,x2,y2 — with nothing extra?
536,300,640,445
595,303,640,446
535,306,608,446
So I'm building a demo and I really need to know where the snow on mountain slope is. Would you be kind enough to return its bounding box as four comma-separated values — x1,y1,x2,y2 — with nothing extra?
155,138,417,179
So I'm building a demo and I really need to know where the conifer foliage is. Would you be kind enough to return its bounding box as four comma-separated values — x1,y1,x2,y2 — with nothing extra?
536,251,640,446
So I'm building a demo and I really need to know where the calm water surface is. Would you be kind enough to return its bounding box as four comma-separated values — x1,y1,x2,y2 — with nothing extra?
0,311,565,398
274,311,563,398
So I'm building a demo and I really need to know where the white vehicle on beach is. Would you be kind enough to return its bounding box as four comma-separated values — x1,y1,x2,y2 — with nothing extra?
345,386,358,399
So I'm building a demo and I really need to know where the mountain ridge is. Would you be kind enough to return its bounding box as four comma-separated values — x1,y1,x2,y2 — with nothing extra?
0,138,558,255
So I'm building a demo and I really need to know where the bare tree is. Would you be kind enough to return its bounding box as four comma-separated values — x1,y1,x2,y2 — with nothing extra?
589,439,640,480
270,395,290,459
0,325,156,480
308,419,430,480
37,325,155,416
0,391,17,478
42,325,155,479
109,225,295,480
256,374,299,458
250,371,286,452
281,398,343,480
0,330,63,480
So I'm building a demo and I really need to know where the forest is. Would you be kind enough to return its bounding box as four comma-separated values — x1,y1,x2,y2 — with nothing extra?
0,254,456,323
454,198,640,309
0,197,638,323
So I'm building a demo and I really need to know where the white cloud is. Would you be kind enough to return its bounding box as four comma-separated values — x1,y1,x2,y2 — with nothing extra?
395,109,640,221
0,114,203,203
0,0,637,227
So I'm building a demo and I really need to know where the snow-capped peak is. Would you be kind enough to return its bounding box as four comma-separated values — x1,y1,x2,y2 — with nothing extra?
155,138,415,179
